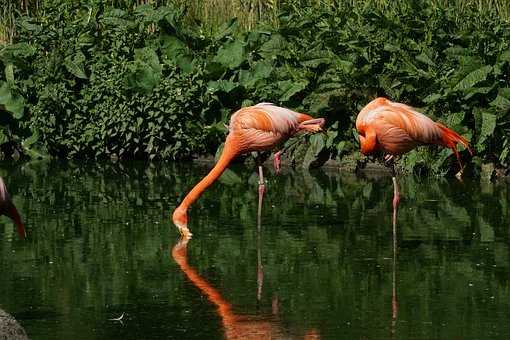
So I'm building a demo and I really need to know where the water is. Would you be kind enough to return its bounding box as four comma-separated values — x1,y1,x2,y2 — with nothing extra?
0,160,509,339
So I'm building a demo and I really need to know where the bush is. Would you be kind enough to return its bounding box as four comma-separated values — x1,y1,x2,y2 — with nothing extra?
0,1,509,173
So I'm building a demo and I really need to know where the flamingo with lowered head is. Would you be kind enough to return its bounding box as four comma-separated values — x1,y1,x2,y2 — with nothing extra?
172,103,325,238
0,177,25,239
356,97,473,211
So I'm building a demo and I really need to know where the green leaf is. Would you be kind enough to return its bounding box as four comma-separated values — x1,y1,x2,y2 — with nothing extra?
453,65,492,91
207,79,237,94
259,34,288,59
422,93,442,103
0,82,24,119
0,129,8,144
279,80,308,102
303,134,325,168
213,40,245,69
5,64,14,85
126,48,162,93
161,35,188,60
463,86,493,100
476,112,496,149
415,53,435,67
213,18,238,41
64,52,87,79
490,88,510,113
238,61,272,88
444,111,465,128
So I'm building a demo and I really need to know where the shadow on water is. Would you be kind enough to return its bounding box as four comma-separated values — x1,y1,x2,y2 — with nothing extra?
0,160,509,339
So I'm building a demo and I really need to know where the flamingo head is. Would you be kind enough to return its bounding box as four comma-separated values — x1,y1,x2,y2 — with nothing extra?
172,207,192,239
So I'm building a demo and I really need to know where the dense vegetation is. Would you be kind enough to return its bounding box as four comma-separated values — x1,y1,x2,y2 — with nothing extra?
1,0,510,175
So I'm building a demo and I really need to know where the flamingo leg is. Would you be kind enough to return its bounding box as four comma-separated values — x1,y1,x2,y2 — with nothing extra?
391,165,400,212
384,155,400,211
273,151,282,175
257,181,263,305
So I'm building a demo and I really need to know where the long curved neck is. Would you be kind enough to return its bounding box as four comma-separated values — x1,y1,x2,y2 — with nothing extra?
178,136,240,213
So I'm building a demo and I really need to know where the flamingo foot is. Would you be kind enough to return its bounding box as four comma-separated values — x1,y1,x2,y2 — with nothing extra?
273,151,282,175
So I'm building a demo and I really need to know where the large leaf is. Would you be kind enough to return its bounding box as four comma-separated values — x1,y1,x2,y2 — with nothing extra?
279,80,308,102
0,82,24,119
453,66,492,92
126,48,162,93
4,64,14,85
303,134,325,168
213,40,245,69
238,61,272,88
476,111,496,149
207,79,238,94
258,34,288,59
64,52,87,79
490,88,510,113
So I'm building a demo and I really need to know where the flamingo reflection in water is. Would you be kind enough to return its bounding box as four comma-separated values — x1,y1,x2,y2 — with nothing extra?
390,189,398,339
171,194,320,339
0,177,26,239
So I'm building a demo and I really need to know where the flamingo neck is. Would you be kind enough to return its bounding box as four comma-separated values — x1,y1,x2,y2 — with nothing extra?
360,126,378,155
177,138,239,214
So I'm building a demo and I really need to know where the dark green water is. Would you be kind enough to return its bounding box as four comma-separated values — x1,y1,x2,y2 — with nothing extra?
0,160,509,339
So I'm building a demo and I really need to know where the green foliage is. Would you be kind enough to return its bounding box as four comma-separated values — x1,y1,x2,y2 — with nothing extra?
1,0,510,173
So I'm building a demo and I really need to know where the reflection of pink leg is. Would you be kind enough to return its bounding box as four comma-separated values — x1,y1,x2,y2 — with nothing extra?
272,295,279,315
273,151,282,175
391,169,399,339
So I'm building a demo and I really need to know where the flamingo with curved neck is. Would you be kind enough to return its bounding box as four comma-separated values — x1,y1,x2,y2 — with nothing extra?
172,103,325,238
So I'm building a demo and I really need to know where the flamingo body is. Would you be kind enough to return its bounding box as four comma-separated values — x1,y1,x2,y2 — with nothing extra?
356,97,473,164
172,103,325,238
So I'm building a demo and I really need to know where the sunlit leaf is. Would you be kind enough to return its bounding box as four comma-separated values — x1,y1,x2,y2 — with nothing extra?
453,66,492,92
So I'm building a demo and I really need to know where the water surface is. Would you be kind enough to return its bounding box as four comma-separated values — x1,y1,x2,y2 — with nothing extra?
0,161,509,339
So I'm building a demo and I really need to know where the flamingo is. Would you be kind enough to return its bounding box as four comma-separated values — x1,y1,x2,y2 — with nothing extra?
356,97,473,211
0,177,25,239
172,103,325,238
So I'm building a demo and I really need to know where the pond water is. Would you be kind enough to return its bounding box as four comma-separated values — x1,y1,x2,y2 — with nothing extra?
0,160,509,339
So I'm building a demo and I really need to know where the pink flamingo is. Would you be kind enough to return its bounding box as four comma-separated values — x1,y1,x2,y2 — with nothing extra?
0,177,25,239
356,97,473,211
172,103,325,238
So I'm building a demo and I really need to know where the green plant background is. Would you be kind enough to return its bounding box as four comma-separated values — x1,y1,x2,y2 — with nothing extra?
1,0,510,175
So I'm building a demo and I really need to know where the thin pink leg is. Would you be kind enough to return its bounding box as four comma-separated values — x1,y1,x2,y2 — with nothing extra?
273,151,282,174
257,178,263,303
392,176,400,212
258,165,265,202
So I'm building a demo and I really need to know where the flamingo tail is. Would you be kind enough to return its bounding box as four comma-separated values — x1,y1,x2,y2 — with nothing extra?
436,123,474,169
